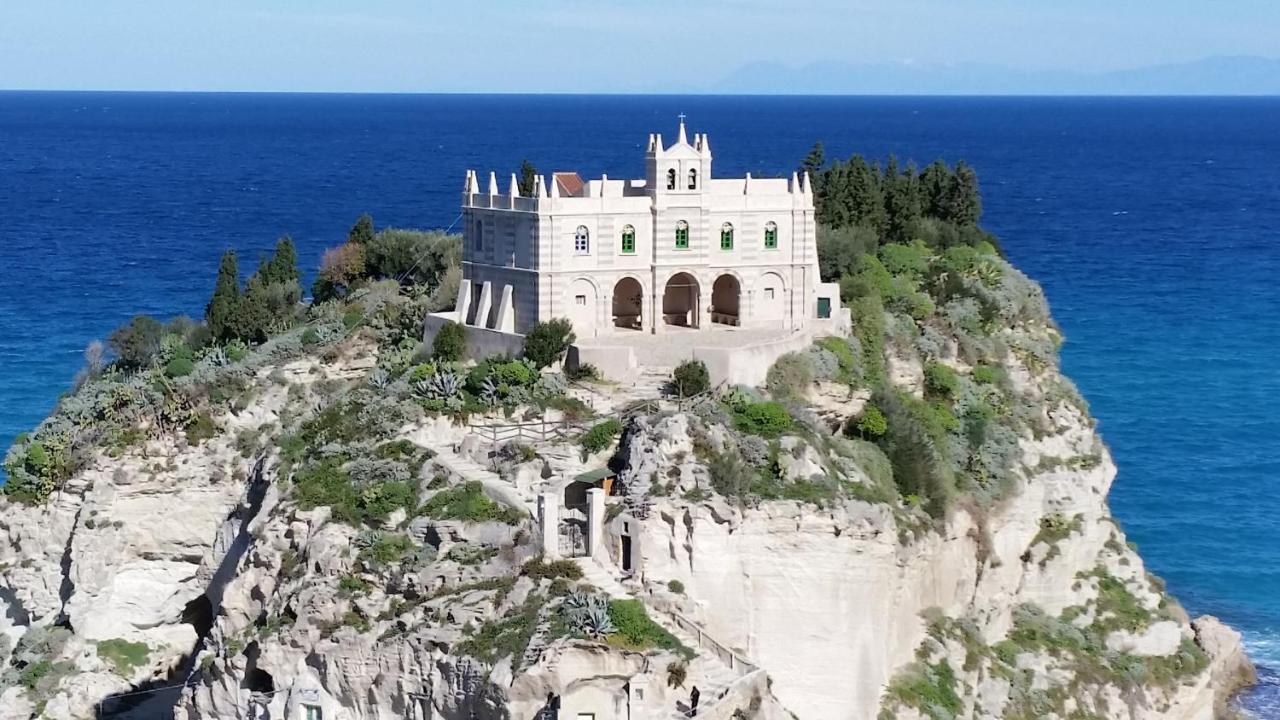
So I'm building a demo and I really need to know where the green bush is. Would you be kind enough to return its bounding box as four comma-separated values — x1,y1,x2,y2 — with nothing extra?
524,318,576,368
185,412,218,443
732,401,793,437
672,359,710,397
342,310,364,329
971,364,1004,386
164,356,195,378
522,555,585,581
566,362,599,381
923,362,960,400
855,405,888,439
359,532,414,566
815,336,859,382
580,419,623,455
606,599,690,655
765,352,814,400
667,579,685,594
301,327,320,345
433,321,467,361
108,315,164,371
422,481,524,524
96,638,150,675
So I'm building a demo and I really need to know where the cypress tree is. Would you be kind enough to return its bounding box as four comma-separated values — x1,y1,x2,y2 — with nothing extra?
263,236,300,286
348,213,375,245
919,160,953,219
206,250,242,342
518,160,538,196
801,142,825,178
947,162,983,226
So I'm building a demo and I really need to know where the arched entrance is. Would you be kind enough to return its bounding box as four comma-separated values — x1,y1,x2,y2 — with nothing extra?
711,274,741,326
611,277,644,331
565,278,598,337
754,271,786,326
662,272,700,328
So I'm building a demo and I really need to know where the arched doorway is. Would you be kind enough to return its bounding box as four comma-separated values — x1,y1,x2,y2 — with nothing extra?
662,272,700,328
755,272,786,326
711,274,741,326
565,278,598,337
612,277,644,331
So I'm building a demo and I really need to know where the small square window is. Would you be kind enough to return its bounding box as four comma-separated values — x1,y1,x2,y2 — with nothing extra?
764,288,775,300
575,295,587,306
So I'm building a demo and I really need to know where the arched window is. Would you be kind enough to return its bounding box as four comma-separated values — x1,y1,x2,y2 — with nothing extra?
666,169,677,190
720,222,734,250
621,225,636,254
688,168,698,190
473,219,484,252
764,221,778,249
675,220,689,249
574,225,590,254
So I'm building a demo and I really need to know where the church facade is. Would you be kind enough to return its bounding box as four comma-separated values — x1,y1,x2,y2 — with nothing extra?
452,120,843,339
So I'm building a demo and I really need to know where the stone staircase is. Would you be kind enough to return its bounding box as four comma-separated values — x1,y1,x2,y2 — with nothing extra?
571,558,750,720
432,447,538,515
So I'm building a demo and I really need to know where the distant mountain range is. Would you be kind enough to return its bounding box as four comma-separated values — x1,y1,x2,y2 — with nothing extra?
711,55,1280,95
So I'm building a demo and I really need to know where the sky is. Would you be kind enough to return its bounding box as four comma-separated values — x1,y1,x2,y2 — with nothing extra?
1,1,1279,93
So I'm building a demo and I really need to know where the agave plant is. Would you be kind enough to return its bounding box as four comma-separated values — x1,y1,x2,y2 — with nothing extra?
366,367,391,390
576,605,617,639
480,376,501,407
414,370,463,401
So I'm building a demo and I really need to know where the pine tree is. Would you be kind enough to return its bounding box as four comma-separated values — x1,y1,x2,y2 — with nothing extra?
348,213,375,245
205,250,242,342
518,160,538,196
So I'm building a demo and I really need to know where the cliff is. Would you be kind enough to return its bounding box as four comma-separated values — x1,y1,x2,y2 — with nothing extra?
0,250,1255,720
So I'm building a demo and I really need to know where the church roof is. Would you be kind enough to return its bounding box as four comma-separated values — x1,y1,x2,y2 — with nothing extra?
553,172,585,197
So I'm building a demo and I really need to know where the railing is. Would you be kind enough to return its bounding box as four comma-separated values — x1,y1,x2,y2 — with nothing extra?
469,418,590,445
663,608,758,677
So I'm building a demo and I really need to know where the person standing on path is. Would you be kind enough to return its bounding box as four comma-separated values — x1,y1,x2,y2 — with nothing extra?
690,685,701,717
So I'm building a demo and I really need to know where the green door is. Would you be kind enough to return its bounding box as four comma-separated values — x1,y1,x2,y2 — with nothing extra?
817,297,832,319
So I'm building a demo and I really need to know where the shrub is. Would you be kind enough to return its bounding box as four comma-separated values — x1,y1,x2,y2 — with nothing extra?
732,401,793,437
522,555,585,582
433,321,466,361
923,362,960,400
185,412,218,443
815,336,860,383
422,481,524,524
96,638,150,676
667,661,688,688
300,327,320,346
580,419,623,456
164,356,195,378
667,579,685,594
359,532,414,566
566,362,600,381
524,318,576,368
971,364,1004,386
765,352,814,400
672,360,710,397
606,600,689,655
855,405,888,439
108,315,164,370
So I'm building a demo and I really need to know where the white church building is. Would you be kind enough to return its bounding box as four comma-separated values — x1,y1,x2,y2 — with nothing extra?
427,119,848,384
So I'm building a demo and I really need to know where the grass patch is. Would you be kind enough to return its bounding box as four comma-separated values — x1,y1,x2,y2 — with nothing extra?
422,481,524,524
96,638,150,675
605,599,693,657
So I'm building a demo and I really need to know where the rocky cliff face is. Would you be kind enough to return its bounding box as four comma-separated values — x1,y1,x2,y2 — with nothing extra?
0,258,1256,720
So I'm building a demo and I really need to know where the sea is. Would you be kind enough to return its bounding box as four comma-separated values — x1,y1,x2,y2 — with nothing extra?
1,93,1278,714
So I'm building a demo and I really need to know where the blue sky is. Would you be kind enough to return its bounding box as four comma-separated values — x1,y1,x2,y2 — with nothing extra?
1,1,1278,92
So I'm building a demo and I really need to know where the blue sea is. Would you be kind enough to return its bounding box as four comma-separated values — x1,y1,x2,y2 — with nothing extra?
2,93,1278,713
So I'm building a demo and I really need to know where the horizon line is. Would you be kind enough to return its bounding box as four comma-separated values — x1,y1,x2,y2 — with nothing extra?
3,88,1280,99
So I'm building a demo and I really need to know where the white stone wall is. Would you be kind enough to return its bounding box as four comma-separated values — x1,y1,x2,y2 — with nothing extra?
456,123,834,338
